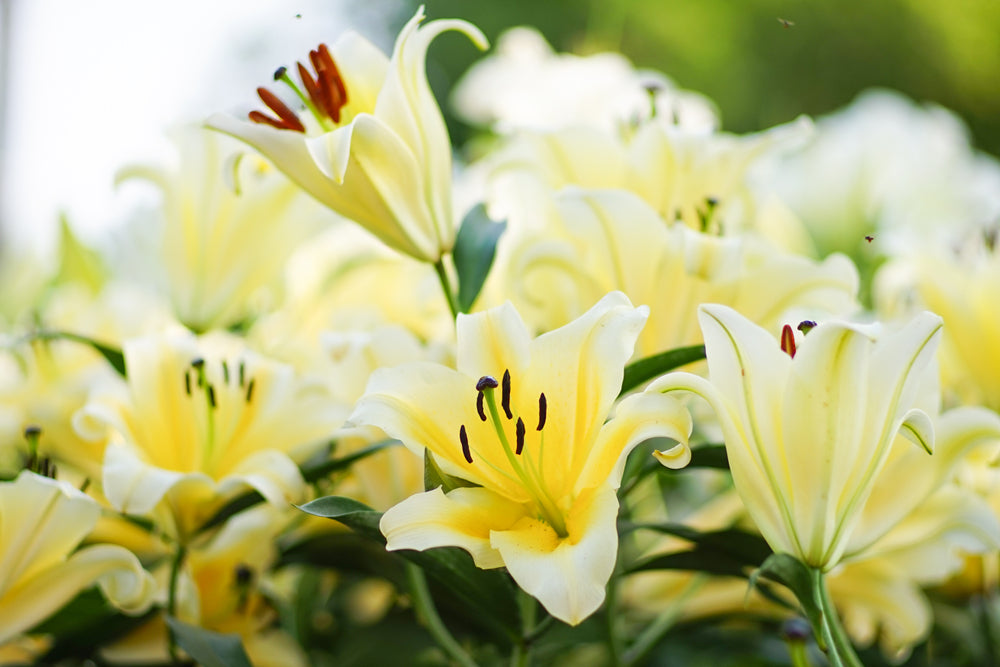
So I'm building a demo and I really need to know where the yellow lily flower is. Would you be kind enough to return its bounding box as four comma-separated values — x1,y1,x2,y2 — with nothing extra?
648,304,942,571
0,471,155,646
349,292,692,624
207,7,488,263
492,188,858,357
76,330,342,539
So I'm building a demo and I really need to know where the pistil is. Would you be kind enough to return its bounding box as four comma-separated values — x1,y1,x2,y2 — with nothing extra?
468,374,568,537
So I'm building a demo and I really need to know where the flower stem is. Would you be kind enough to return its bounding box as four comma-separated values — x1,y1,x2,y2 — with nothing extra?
166,543,188,664
434,256,461,320
809,568,862,667
405,563,477,667
622,574,706,666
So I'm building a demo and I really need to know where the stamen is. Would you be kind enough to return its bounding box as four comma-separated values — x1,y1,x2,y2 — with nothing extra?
245,378,256,404
459,424,473,463
273,66,287,82
207,385,217,409
239,362,246,387
501,369,513,420
515,418,525,455
476,375,499,391
537,393,547,431
222,361,230,384
477,391,487,422
253,87,306,133
780,324,797,358
184,371,192,396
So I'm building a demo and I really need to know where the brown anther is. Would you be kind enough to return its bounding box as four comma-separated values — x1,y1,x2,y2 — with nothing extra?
300,43,348,124
477,391,487,422
459,424,473,464
245,378,256,404
501,370,513,420
537,393,547,431
780,324,797,358
515,418,525,455
249,87,306,133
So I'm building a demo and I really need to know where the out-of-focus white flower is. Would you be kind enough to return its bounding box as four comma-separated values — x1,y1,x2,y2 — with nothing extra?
117,127,330,332
754,89,1000,260
0,471,155,646
451,26,717,135
208,8,488,263
485,117,812,234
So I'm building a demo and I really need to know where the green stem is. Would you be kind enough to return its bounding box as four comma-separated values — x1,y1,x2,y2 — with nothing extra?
434,256,461,320
166,543,188,664
406,563,477,667
622,574,705,666
810,568,862,667
606,561,624,667
511,591,537,667
787,639,813,667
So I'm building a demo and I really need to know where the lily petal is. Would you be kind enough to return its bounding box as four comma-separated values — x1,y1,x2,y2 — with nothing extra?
381,486,524,568
491,484,619,625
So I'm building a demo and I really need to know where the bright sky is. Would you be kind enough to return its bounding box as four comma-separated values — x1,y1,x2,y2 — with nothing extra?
0,0,401,255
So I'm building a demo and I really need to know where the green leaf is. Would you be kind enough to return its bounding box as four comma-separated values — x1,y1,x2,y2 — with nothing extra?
166,616,254,667
33,589,154,661
620,344,706,395
54,214,107,293
28,330,126,377
295,495,521,642
623,523,772,578
751,553,823,635
674,444,729,470
296,495,384,542
452,204,506,312
424,448,479,492
303,439,399,482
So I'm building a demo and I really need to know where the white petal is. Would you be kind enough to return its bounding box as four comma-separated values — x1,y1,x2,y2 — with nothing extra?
380,487,524,568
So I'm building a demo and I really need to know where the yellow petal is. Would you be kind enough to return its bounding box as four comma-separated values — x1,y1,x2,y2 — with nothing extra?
490,484,619,625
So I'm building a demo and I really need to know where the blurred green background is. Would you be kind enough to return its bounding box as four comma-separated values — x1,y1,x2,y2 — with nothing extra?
415,0,1000,155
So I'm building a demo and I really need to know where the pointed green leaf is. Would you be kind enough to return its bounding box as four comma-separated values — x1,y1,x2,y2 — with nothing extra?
165,616,253,667
620,344,706,395
452,204,506,313
29,330,126,377
296,495,384,541
55,214,107,293
751,553,823,636
424,448,479,492
623,523,772,577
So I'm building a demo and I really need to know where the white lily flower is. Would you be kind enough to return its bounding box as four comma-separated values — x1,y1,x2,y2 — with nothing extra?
0,471,155,646
207,7,488,263
649,304,942,570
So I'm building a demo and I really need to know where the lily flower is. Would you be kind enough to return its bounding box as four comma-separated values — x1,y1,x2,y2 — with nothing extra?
348,292,692,624
75,331,342,539
0,471,155,646
648,304,942,570
207,7,488,263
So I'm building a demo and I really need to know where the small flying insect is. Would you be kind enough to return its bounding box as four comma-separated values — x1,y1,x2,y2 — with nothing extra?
864,235,874,243
778,17,795,28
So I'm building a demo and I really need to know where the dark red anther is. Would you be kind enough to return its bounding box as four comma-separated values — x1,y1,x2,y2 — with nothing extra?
537,393,547,431
515,418,525,455
477,391,487,422
250,87,306,132
780,324,797,358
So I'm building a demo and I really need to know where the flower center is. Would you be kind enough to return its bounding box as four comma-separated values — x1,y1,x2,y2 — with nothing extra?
184,357,257,472
459,370,567,538
248,43,349,134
